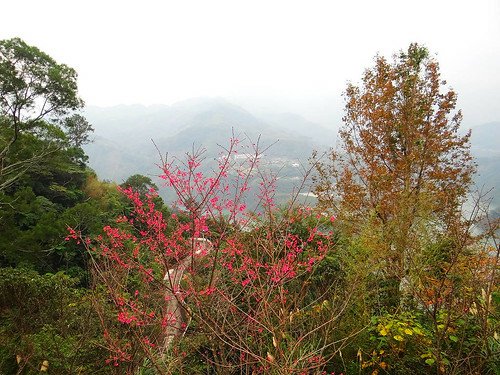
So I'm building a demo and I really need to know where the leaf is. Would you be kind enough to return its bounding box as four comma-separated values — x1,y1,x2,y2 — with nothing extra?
425,358,435,365
449,335,458,342
412,327,423,335
393,335,404,341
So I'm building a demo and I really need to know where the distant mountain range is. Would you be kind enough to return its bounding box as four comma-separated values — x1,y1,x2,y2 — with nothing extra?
83,98,337,173
83,98,498,210
83,98,334,206
470,121,500,212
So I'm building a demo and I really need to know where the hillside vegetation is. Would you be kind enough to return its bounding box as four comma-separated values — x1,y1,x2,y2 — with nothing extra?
0,38,498,374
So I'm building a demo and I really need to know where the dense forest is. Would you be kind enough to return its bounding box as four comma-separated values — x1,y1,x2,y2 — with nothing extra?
0,38,498,374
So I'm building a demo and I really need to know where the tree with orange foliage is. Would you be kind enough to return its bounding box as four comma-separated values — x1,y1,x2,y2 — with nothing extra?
314,44,475,306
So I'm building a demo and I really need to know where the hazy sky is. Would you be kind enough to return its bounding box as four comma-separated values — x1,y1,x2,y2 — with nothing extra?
2,0,499,127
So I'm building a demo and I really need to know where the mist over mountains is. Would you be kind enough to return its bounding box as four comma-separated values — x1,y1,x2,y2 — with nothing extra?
470,121,500,211
83,98,498,209
84,98,334,177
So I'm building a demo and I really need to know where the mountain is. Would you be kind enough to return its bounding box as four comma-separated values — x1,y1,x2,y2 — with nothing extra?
83,98,329,206
470,122,500,211
258,112,337,146
470,121,500,158
83,100,499,210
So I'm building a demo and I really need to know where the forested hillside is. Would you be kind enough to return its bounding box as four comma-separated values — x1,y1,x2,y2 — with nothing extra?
0,38,498,375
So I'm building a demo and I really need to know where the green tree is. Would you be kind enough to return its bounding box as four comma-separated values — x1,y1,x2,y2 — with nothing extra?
0,37,83,191
62,113,94,148
120,174,158,197
0,38,98,273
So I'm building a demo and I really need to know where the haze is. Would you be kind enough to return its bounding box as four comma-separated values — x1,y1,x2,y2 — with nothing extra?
2,0,499,127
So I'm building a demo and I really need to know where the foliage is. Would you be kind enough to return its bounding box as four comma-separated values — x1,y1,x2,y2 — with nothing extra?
311,43,498,374
0,169,129,275
0,37,84,191
314,44,475,305
360,312,430,373
0,268,109,374
62,113,94,148
120,175,158,197
315,43,474,220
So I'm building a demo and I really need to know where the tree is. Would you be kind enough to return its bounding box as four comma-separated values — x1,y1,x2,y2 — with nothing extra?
0,39,96,272
314,43,475,304
120,174,158,198
62,113,94,148
0,37,83,191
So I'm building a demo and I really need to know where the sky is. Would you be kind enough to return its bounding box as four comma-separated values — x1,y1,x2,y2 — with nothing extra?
2,0,499,127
